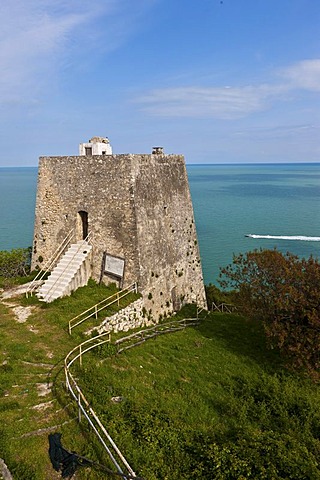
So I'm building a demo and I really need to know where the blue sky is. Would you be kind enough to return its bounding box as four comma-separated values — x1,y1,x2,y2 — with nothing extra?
1,0,319,165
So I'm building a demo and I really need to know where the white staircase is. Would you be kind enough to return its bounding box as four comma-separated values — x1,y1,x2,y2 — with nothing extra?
36,241,92,303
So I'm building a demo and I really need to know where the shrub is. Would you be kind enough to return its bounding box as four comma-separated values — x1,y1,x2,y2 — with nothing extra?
219,249,320,380
0,247,31,278
205,283,234,310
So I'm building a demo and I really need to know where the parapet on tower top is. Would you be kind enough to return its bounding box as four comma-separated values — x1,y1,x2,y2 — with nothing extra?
79,136,112,156
152,146,164,155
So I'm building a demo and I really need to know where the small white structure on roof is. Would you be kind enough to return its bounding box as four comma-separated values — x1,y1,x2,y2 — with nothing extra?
79,136,112,156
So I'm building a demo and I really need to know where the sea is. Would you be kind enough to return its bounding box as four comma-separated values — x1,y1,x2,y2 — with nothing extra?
0,163,319,285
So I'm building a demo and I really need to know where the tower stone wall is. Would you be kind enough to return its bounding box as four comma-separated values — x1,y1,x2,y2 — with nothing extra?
32,153,207,319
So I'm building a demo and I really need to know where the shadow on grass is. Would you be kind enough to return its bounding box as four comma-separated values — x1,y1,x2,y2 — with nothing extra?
195,312,285,374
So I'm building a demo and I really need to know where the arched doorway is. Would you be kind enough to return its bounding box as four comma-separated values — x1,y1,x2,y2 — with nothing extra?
77,210,88,240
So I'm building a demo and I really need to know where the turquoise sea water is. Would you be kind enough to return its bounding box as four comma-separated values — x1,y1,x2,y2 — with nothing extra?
0,167,37,253
188,163,320,283
0,164,319,285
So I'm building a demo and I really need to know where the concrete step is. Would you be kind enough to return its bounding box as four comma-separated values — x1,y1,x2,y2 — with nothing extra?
37,282,67,293
39,273,75,287
36,241,92,302
47,267,79,277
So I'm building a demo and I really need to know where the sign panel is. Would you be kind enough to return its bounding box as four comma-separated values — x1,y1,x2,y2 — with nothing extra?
104,254,125,279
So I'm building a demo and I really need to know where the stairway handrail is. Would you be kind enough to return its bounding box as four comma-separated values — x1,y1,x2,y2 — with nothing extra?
68,283,138,335
26,229,75,297
41,233,92,302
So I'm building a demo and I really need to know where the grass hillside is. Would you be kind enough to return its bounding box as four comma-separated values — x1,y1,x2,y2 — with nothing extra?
0,280,138,479
77,311,320,479
0,284,319,479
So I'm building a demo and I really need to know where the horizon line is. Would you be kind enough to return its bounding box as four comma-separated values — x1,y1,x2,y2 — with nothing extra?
1,161,320,168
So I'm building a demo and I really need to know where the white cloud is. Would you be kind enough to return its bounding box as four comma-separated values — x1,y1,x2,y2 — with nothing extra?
280,59,320,91
0,2,86,103
137,84,286,119
0,0,155,106
233,123,319,140
136,59,320,120
0,9,86,101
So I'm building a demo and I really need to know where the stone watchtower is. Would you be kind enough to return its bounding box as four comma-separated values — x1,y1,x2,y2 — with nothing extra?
31,138,207,318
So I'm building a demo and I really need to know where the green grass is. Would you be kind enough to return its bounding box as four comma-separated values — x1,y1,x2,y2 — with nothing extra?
1,283,320,479
0,280,140,479
0,270,38,289
77,314,320,479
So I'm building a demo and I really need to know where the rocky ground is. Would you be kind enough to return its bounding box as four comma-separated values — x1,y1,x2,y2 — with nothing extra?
0,283,80,479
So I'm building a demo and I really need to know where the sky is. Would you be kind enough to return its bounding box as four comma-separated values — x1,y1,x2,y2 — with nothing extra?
0,0,320,166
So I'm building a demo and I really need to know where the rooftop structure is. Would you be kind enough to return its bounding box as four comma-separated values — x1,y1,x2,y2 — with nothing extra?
79,136,112,156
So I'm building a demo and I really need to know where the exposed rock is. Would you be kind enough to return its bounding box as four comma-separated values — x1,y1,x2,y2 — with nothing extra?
110,396,124,403
0,459,13,480
13,306,35,323
31,400,54,411
36,382,52,397
85,298,153,336
0,281,42,300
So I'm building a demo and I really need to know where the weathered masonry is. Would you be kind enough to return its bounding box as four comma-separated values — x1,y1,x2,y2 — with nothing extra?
32,140,207,318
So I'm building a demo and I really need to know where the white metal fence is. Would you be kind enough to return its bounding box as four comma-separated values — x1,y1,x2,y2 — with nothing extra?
68,283,138,334
64,316,202,479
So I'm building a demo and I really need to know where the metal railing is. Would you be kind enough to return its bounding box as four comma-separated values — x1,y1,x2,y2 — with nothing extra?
26,229,75,297
64,333,137,479
37,234,92,302
64,316,202,479
115,317,201,353
68,283,138,335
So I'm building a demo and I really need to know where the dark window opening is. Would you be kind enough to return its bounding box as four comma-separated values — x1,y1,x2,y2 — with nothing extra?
78,211,88,240
85,147,92,156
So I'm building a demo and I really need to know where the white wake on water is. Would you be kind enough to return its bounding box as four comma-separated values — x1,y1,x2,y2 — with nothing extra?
246,234,320,242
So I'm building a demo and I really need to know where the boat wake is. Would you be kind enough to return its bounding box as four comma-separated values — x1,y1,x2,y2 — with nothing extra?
245,234,320,242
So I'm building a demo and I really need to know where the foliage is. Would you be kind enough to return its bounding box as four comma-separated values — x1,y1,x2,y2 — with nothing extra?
219,249,320,380
93,341,118,358
0,247,31,278
76,314,320,479
186,429,320,480
205,283,233,310
1,275,320,479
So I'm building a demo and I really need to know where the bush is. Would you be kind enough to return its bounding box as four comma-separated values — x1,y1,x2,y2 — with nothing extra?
0,247,31,278
187,430,320,479
219,249,320,380
205,284,234,310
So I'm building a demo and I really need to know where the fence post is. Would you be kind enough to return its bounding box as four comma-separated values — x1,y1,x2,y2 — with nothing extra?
117,292,120,307
95,305,98,319
79,345,82,367
78,393,81,423
65,368,68,390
